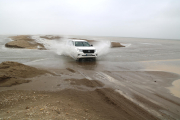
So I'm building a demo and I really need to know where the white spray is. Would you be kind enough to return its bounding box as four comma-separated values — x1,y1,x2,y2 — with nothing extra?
32,36,71,56
93,40,111,57
32,36,111,59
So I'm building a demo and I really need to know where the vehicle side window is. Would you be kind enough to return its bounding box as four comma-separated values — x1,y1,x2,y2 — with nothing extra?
83,42,90,46
75,42,80,46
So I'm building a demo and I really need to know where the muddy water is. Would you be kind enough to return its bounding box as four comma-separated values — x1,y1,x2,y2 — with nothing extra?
1,36,180,90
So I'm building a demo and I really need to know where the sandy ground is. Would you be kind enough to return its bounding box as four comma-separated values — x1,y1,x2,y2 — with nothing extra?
5,35,46,50
0,61,180,120
111,42,125,47
0,89,159,120
0,61,51,87
0,62,159,120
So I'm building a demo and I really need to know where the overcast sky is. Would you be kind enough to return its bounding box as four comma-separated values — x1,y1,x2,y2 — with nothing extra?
0,0,180,39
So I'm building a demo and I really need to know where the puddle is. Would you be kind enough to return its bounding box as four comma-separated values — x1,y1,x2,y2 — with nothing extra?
168,79,180,98
142,60,180,98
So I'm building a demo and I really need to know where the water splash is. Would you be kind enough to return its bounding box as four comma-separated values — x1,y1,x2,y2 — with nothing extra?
32,36,111,59
32,36,70,56
93,40,111,57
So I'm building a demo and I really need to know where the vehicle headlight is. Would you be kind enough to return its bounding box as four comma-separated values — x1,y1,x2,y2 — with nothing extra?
77,49,83,52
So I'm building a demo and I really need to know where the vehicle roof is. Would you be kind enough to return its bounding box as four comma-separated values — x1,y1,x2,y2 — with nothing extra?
71,39,87,42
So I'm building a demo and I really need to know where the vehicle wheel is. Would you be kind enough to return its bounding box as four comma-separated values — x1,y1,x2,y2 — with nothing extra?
78,58,82,62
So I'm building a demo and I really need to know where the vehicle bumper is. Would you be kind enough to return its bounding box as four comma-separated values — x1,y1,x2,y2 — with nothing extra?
76,53,98,59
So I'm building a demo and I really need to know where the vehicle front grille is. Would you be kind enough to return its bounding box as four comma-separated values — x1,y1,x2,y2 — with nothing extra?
82,55,95,56
83,50,95,53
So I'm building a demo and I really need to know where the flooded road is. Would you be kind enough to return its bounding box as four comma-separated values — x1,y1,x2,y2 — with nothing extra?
1,35,180,119
1,35,180,96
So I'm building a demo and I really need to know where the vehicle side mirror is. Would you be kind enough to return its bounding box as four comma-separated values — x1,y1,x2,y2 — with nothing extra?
91,45,93,46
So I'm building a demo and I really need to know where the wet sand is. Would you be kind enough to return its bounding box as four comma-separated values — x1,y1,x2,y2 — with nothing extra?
1,35,180,119
0,61,180,119
0,61,51,87
5,35,46,50
111,42,125,47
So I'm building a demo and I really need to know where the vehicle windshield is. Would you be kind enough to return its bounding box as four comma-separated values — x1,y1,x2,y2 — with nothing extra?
75,41,91,47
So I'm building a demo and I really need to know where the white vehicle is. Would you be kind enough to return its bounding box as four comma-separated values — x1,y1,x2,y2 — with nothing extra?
66,40,98,61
